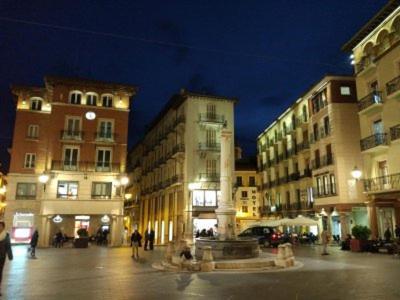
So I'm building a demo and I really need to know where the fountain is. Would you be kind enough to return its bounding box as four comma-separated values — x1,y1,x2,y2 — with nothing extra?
194,127,259,260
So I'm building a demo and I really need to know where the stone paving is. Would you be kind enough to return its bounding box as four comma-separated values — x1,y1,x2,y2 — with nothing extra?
2,244,400,300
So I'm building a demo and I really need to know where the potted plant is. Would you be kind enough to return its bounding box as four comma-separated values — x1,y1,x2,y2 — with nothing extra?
74,228,89,248
350,225,371,252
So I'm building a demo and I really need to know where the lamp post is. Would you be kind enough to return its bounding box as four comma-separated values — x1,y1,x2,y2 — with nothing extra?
351,166,362,181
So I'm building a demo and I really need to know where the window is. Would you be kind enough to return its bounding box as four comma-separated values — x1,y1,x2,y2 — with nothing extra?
16,183,36,200
102,95,113,107
286,191,291,208
193,190,204,206
86,93,98,106
57,181,78,199
330,174,336,195
96,148,112,171
192,190,218,207
24,153,36,168
323,175,329,195
236,176,243,186
302,105,308,122
30,98,42,111
204,190,217,206
242,206,248,213
206,160,217,175
98,120,113,139
282,122,287,135
64,117,81,139
206,129,216,146
27,125,39,138
340,86,351,95
63,147,79,170
249,176,256,186
378,161,389,184
373,119,384,135
69,92,82,104
91,182,112,199
313,123,319,141
206,104,216,118
317,177,323,196
241,191,248,198
324,117,330,136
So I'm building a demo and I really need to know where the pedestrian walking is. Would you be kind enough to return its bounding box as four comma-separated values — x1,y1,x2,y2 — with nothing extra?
130,229,142,260
30,229,39,258
149,229,155,250
321,230,330,255
0,221,13,297
55,230,63,248
144,228,150,250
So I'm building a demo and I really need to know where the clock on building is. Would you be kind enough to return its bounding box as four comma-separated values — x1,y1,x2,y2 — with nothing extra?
85,111,96,120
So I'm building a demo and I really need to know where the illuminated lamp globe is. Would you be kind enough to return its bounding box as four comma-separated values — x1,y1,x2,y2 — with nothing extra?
351,166,362,180
38,174,50,184
120,176,129,186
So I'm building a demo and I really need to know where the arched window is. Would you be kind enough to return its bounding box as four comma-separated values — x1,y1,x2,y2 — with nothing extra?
376,30,390,54
102,94,113,108
392,16,400,36
30,97,43,111
86,93,98,106
69,91,82,104
274,130,278,143
291,114,296,130
282,122,287,136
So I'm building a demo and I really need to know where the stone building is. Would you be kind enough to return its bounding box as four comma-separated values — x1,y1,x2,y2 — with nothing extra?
342,0,400,238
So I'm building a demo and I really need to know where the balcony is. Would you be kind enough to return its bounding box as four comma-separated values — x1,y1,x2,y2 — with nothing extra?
355,55,376,75
199,173,220,182
51,160,121,172
357,91,383,114
321,154,334,167
289,172,300,182
174,115,186,127
199,113,225,124
300,168,312,179
386,75,400,100
297,140,310,152
360,133,389,153
363,173,400,194
95,132,117,142
198,142,221,152
390,125,400,142
172,143,185,156
61,130,84,141
312,187,337,199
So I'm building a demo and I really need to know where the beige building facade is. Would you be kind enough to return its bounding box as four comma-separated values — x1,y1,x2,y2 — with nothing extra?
127,90,235,244
257,75,366,238
343,1,400,238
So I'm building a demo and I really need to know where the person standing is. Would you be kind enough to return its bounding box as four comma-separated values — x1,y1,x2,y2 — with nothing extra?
130,229,142,260
144,228,150,251
395,225,400,239
384,227,392,242
30,229,39,258
0,221,13,297
321,230,330,255
149,229,155,250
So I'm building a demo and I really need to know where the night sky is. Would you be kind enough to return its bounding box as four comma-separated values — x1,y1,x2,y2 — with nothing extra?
0,0,387,172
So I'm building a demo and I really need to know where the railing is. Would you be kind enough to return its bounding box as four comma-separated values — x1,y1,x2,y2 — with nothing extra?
172,143,185,154
199,113,225,123
311,159,321,170
95,132,117,141
91,194,111,199
363,173,400,193
51,160,121,172
198,142,221,151
198,173,220,182
355,55,375,74
321,154,334,167
297,140,309,152
300,168,312,178
390,125,400,141
386,75,400,96
360,133,388,151
357,91,383,112
312,187,337,198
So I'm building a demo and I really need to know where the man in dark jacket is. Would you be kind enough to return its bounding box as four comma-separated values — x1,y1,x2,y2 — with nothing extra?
130,230,142,260
149,229,155,250
30,229,39,258
0,221,13,296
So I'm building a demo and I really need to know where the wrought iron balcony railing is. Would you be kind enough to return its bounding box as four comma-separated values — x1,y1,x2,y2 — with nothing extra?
61,130,84,140
199,113,225,123
198,173,220,182
51,160,121,172
357,91,383,112
360,133,388,151
363,173,400,193
390,125,400,141
95,132,117,141
198,142,221,151
387,75,400,96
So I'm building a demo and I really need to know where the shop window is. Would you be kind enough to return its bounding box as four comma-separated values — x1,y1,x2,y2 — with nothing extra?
102,95,113,107
193,190,218,207
242,206,248,213
193,190,204,206
91,182,112,199
69,92,82,104
27,125,39,139
241,191,248,198
16,183,37,200
204,190,217,206
57,181,79,199
24,153,36,168
30,98,42,111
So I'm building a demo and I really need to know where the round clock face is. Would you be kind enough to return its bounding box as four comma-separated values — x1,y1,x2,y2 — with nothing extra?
85,111,96,120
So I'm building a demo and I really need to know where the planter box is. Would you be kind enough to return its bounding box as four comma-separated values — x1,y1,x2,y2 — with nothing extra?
74,237,89,248
350,239,365,252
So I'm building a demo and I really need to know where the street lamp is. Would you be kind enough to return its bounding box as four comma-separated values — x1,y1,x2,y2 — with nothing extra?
38,173,50,191
351,166,362,181
120,176,129,186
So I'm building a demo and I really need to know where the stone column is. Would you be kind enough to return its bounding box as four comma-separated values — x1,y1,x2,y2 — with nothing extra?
38,215,50,247
215,129,236,240
368,203,378,239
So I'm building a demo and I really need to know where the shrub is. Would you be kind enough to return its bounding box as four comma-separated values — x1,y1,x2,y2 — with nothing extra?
351,225,371,240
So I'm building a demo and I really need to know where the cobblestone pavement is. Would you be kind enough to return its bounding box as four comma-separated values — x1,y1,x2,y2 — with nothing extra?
2,244,400,300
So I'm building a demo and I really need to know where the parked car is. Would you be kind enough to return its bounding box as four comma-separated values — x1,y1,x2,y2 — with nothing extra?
238,226,283,247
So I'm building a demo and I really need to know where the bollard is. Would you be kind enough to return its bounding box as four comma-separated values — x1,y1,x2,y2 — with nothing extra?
201,246,214,272
284,243,295,267
165,241,175,263
274,244,288,268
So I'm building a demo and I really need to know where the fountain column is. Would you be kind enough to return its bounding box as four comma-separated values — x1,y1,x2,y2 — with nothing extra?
215,129,236,240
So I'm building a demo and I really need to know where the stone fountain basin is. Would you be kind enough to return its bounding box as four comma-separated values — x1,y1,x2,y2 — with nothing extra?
195,237,259,260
